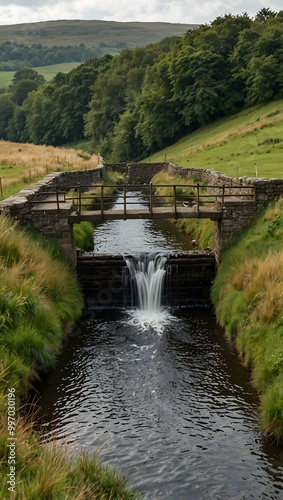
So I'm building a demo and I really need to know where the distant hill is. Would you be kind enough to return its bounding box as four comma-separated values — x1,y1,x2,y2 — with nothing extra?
0,19,196,49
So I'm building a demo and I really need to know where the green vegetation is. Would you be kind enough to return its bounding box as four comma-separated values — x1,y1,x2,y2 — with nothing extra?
73,221,95,251
0,63,80,88
0,41,99,72
146,100,283,178
0,215,84,396
151,171,214,248
211,198,283,441
0,213,139,498
1,9,283,165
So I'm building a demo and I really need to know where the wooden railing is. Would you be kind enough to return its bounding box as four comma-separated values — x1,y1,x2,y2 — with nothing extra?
30,183,256,220
69,183,255,215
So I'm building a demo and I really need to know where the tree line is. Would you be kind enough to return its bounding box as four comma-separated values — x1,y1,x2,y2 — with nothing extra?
0,8,283,162
0,41,102,71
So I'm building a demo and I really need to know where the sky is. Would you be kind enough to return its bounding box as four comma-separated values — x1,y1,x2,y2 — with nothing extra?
0,0,282,27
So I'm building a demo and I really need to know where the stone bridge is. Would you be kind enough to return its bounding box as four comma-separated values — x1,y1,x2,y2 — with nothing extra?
1,159,282,266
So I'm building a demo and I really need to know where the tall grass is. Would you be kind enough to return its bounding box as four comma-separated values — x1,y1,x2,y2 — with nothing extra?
0,141,99,200
211,197,283,441
0,214,83,396
0,415,138,499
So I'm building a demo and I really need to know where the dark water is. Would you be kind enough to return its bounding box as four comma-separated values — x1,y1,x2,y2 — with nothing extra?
92,190,191,254
34,192,283,499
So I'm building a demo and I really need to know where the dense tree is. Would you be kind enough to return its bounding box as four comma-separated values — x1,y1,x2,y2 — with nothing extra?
12,68,46,86
11,79,39,105
0,94,15,139
0,42,100,70
135,56,182,152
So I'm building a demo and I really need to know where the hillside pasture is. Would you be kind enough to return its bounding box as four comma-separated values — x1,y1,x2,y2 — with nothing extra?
0,19,194,48
146,100,283,179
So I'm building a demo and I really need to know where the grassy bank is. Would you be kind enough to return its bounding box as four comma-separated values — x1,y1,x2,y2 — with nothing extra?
151,171,214,249
211,198,283,441
0,214,139,498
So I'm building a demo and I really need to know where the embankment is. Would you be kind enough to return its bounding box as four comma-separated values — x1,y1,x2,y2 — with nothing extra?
211,197,283,441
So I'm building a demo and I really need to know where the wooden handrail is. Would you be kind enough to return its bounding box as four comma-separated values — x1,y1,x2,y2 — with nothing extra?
29,184,256,216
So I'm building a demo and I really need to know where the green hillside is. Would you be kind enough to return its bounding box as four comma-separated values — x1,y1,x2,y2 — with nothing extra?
0,19,195,48
145,100,283,179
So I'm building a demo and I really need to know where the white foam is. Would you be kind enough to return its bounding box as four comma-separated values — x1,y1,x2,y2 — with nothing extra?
126,308,174,335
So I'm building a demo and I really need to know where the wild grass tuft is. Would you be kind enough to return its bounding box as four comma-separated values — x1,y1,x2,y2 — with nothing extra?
73,221,95,251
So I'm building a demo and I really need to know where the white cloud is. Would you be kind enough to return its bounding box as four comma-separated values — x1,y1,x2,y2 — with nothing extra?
0,0,282,26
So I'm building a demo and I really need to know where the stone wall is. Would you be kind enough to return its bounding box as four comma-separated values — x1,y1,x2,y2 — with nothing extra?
107,161,283,209
2,159,283,267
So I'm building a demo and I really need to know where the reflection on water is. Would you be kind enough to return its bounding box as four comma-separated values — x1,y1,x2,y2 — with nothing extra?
36,309,283,500
93,191,191,255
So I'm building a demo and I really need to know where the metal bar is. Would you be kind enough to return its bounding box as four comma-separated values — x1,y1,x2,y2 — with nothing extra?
149,182,153,216
101,184,104,218
196,184,200,216
78,184,81,215
173,185,177,218
123,185,127,219
56,188,60,210
222,185,225,207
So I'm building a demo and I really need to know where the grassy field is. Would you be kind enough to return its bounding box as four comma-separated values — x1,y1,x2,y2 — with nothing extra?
0,62,81,88
0,141,99,200
146,100,283,179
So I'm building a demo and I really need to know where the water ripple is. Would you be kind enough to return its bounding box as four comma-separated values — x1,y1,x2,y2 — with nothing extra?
35,309,283,500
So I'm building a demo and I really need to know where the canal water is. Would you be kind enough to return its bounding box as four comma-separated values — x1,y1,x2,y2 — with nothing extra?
34,192,283,499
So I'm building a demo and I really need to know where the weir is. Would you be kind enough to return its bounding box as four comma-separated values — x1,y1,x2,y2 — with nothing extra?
77,250,216,308
124,252,168,312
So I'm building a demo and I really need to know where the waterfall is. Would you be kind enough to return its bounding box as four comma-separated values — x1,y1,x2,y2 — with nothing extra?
124,252,168,312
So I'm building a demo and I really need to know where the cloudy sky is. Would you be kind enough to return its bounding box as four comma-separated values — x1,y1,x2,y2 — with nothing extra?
0,0,282,26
